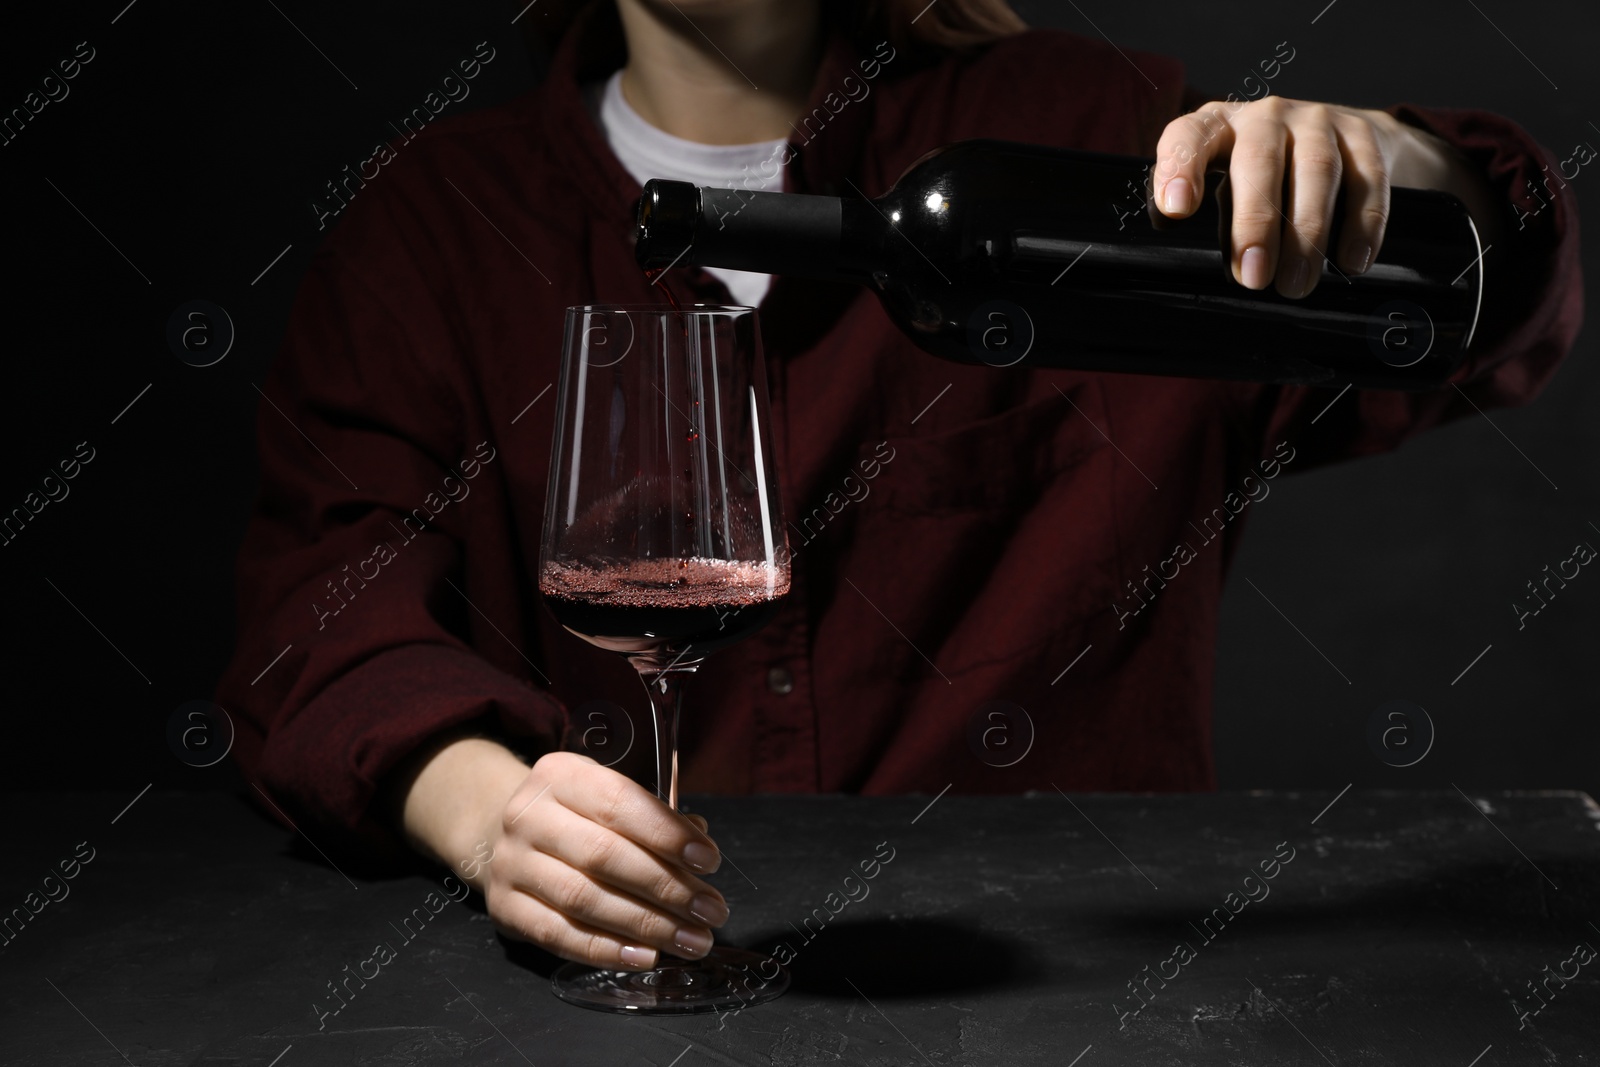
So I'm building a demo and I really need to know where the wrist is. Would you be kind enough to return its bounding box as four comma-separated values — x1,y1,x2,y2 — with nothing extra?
1374,109,1506,252
1372,110,1446,187
395,734,530,889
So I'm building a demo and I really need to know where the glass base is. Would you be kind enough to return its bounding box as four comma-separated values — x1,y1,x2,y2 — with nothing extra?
552,945,789,1015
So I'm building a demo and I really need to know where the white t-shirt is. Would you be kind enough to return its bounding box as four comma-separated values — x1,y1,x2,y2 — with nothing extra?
589,70,789,308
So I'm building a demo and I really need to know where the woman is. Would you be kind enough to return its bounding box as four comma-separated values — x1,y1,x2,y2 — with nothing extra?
217,0,1580,973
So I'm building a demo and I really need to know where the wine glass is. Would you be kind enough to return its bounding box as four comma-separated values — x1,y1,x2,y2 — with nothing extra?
537,303,791,1014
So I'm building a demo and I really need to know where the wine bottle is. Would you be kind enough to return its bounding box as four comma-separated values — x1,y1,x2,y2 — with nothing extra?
633,140,1485,389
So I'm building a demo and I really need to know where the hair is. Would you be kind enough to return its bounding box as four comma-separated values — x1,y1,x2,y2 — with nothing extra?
518,0,1026,59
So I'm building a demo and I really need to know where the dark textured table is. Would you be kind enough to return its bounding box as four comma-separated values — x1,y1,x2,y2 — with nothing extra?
2,788,1597,1065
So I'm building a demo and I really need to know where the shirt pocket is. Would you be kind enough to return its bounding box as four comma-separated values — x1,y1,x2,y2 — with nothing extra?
837,378,1122,678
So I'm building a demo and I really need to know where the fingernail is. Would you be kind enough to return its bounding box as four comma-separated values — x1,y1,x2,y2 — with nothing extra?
682,841,718,873
688,892,729,927
1289,257,1309,297
673,926,714,958
1353,243,1373,273
619,944,657,969
1163,177,1193,215
1241,246,1270,289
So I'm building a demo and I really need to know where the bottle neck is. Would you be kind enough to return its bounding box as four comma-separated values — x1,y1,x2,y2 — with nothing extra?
635,181,879,283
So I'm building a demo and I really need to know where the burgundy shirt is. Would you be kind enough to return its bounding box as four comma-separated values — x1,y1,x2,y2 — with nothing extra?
217,5,1582,860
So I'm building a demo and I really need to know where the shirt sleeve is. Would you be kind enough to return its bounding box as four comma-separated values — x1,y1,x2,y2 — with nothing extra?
215,191,567,866
1173,87,1583,468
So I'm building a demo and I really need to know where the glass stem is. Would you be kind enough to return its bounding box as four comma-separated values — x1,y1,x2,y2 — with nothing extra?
638,667,691,811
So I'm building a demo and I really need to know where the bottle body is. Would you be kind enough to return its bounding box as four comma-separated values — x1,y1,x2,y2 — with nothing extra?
635,140,1485,390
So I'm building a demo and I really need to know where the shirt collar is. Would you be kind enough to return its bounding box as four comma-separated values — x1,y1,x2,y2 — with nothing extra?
533,0,878,231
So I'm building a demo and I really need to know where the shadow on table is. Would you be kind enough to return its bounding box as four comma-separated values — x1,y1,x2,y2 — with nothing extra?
746,915,1053,999
500,913,1051,999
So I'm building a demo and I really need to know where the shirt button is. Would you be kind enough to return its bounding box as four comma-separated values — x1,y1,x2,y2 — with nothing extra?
766,666,794,695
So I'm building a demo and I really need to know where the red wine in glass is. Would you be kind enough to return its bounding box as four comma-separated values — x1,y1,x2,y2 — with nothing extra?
541,557,787,663
539,303,791,1015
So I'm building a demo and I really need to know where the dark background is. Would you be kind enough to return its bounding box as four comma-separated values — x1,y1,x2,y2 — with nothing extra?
0,0,1593,796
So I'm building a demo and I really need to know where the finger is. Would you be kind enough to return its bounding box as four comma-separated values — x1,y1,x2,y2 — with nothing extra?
501,772,559,832
1153,100,1239,217
513,850,716,959
539,752,722,874
1227,98,1290,290
527,799,730,927
491,884,660,970
676,810,721,867
1332,114,1391,275
1277,105,1343,299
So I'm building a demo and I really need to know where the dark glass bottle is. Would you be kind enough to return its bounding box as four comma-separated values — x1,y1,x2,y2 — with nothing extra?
634,140,1485,389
